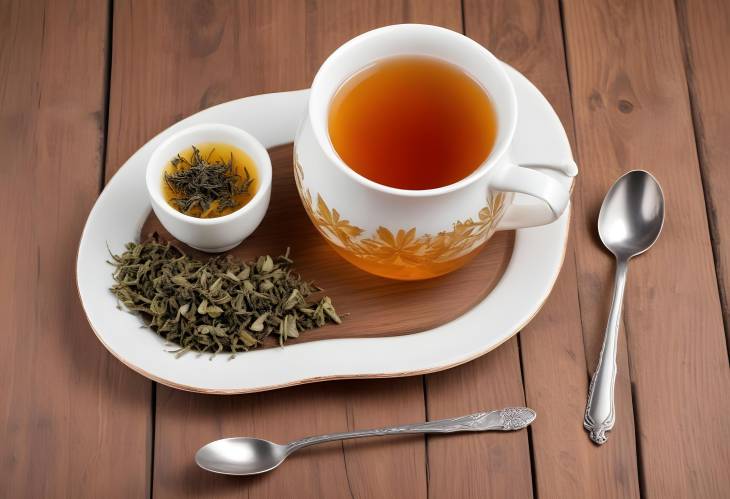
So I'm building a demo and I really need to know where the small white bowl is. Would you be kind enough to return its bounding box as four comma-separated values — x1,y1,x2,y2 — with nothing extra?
145,123,272,252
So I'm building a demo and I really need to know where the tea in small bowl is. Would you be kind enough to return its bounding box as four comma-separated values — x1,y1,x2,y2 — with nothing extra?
162,142,259,219
146,123,272,253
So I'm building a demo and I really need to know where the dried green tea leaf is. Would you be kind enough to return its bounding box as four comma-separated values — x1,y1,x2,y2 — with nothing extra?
283,289,304,310
197,299,209,315
206,305,224,318
320,296,342,324
249,312,269,332
109,236,342,357
238,329,258,347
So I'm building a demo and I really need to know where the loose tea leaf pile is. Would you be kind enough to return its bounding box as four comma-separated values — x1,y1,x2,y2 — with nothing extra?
109,236,341,356
164,145,254,216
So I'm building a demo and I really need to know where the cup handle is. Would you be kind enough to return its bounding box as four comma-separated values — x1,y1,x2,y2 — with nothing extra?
493,160,577,230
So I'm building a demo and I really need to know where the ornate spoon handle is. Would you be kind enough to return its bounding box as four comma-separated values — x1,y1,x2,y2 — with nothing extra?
287,408,535,453
584,257,629,444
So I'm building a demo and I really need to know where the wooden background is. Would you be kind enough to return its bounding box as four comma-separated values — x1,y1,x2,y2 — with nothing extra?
2,0,729,497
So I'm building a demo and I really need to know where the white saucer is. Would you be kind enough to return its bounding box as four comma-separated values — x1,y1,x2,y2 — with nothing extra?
77,64,574,394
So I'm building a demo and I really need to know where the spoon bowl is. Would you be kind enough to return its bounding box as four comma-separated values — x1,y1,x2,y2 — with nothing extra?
598,170,664,259
195,438,289,476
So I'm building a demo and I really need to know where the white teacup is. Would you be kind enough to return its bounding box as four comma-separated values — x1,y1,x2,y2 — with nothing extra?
146,123,272,252
294,24,577,280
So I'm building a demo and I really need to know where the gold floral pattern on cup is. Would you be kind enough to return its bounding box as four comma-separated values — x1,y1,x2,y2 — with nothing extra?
294,157,506,280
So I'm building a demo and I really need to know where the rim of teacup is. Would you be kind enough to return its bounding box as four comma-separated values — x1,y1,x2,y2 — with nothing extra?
145,123,272,226
308,24,518,198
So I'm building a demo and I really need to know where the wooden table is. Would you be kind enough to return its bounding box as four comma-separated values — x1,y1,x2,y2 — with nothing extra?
3,0,729,497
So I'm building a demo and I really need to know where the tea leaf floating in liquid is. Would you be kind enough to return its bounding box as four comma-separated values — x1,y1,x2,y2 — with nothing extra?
109,235,341,357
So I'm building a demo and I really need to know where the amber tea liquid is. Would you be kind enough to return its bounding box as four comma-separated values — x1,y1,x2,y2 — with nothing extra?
328,56,497,190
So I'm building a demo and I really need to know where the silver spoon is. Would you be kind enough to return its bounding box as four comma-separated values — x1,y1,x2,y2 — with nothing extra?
195,407,535,475
584,170,664,445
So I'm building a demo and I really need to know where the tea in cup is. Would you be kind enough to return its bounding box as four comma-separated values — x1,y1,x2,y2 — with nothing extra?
294,24,577,280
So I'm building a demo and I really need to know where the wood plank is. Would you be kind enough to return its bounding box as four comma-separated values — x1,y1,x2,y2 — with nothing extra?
562,0,730,496
677,0,730,346
0,0,152,496
104,1,461,497
425,342,533,498
462,0,641,497
420,2,543,495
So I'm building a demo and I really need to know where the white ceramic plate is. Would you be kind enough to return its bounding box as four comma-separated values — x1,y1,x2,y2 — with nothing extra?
77,65,574,394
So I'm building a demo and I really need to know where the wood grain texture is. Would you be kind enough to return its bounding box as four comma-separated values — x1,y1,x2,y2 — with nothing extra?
8,0,730,495
463,0,641,497
105,1,460,497
676,0,730,345
152,378,428,498
420,2,537,497
425,341,533,498
142,144,514,345
563,0,730,496
0,0,152,497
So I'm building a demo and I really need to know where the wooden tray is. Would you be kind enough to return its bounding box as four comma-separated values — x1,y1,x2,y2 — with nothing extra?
142,144,515,347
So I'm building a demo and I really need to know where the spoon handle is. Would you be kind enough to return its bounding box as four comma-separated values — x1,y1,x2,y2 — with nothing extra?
287,407,535,453
584,257,629,445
